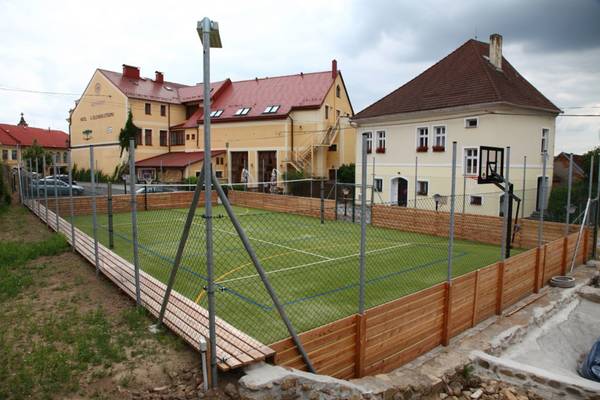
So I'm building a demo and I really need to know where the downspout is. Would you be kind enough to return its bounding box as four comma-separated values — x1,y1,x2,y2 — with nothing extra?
288,114,294,158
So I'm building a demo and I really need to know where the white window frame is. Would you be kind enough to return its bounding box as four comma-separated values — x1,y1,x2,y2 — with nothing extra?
416,180,429,196
376,130,386,153
234,107,251,116
464,117,478,128
210,109,224,117
463,147,479,176
433,125,446,149
374,177,383,193
416,127,428,149
541,127,549,153
363,131,373,154
263,105,280,114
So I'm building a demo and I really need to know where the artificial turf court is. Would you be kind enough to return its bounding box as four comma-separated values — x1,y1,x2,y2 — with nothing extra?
73,205,514,344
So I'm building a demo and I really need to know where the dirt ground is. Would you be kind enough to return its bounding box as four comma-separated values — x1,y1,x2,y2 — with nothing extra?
0,204,212,400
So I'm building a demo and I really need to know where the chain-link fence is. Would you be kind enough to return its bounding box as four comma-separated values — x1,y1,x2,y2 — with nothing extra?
16,139,600,381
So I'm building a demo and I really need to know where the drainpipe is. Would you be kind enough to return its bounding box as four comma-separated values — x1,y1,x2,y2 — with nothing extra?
288,114,294,157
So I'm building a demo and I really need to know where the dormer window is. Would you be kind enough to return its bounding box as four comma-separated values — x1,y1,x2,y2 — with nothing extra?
234,107,251,116
210,109,224,118
263,105,280,114
465,117,478,128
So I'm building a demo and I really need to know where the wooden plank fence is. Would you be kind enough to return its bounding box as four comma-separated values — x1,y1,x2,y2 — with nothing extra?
271,229,590,378
25,199,274,371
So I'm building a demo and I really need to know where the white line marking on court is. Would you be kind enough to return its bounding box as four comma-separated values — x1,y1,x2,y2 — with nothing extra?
211,225,333,261
218,242,413,284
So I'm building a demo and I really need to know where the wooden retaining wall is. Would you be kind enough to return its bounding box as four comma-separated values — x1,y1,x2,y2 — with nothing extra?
228,191,336,220
371,205,575,249
46,191,216,216
271,229,591,378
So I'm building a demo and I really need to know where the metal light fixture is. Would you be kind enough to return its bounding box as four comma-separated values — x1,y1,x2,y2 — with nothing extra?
197,18,222,48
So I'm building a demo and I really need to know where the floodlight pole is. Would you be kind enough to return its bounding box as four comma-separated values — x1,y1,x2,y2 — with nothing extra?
592,160,600,259
537,150,547,248
200,16,218,388
359,134,367,314
501,147,511,260
521,156,527,219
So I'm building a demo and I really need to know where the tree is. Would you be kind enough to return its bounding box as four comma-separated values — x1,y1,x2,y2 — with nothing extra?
119,110,139,157
21,140,51,172
337,163,355,183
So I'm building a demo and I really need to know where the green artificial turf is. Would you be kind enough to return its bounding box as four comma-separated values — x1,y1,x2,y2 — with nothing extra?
73,205,515,344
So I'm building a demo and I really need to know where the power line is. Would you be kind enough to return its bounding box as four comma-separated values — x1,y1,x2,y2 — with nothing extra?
0,86,109,97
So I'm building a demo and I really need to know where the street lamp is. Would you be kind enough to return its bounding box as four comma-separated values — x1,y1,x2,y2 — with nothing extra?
197,16,221,389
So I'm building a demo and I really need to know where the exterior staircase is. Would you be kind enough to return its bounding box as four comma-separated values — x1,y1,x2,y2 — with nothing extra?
285,118,341,175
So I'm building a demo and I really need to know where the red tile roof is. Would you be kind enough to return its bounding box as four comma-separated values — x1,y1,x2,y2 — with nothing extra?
99,69,188,104
354,39,560,120
178,71,338,128
135,150,226,168
0,124,69,149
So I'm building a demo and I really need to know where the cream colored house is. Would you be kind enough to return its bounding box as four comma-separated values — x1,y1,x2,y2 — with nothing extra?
352,34,560,218
70,61,355,183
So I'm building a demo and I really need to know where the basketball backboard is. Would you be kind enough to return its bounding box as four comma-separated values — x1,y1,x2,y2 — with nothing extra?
478,146,504,184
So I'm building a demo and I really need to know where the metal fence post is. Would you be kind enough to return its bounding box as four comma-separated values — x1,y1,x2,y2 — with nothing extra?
90,146,100,276
53,154,60,231
462,153,466,216
129,138,141,305
447,142,457,280
359,134,368,314
43,157,49,225
334,169,338,221
565,153,573,236
521,155,527,219
68,150,75,251
16,144,23,205
27,159,33,208
588,155,594,201
371,158,375,209
537,150,547,248
414,156,418,208
35,158,40,215
501,147,511,260
593,160,600,259
320,178,324,224
108,181,114,249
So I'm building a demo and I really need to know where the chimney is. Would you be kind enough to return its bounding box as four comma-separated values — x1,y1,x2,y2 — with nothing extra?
489,34,503,70
331,59,338,79
122,64,140,79
155,71,164,84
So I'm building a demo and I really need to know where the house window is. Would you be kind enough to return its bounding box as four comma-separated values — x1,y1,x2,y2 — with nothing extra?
12,150,17,160
470,196,482,206
145,103,151,115
417,181,428,196
363,132,372,154
328,144,337,152
159,130,168,146
374,178,383,192
376,130,386,153
186,134,190,140
144,129,152,146
433,126,446,151
464,148,478,175
541,128,549,153
170,131,185,145
336,85,341,98
417,127,428,151
465,117,478,128
336,109,341,119
210,109,224,117
63,152,67,163
2,150,7,160
263,105,280,114
135,128,142,145
160,104,166,117
215,170,223,179
216,157,225,165
325,105,329,120
191,134,196,140
234,107,251,116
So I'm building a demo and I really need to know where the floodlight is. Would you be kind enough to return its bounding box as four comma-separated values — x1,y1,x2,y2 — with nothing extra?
197,18,222,48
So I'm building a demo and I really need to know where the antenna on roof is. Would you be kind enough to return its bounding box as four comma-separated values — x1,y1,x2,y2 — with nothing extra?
300,72,304,78
474,26,478,40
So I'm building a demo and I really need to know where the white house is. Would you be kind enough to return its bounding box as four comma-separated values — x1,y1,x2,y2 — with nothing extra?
352,34,560,217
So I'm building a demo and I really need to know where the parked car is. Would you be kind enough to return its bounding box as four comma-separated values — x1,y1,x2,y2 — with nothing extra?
45,174,78,186
135,185,176,194
36,178,84,196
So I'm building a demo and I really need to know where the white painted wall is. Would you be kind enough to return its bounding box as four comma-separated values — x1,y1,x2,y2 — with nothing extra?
354,105,557,217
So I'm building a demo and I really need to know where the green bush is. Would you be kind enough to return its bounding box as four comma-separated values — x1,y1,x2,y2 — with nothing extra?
337,163,355,183
0,162,11,211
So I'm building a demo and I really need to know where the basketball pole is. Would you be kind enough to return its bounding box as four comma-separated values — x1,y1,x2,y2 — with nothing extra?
537,149,547,248
521,155,527,220
501,147,511,260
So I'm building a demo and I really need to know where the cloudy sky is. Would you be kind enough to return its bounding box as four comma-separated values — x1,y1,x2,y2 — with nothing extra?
0,0,598,154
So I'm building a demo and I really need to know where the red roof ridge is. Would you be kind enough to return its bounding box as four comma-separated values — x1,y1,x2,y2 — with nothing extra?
230,70,333,84
97,68,190,89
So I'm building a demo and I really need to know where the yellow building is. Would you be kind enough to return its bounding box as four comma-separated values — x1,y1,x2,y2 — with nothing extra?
0,114,69,172
70,61,355,183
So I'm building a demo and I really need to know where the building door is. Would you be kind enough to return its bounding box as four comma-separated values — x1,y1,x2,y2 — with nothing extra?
230,151,248,184
257,151,277,191
536,176,549,211
391,177,408,207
